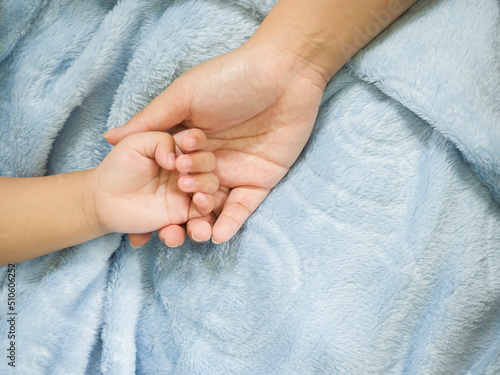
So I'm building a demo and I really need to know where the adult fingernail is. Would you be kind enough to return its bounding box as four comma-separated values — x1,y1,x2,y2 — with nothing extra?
191,234,205,243
211,238,222,245
165,239,178,248
102,125,123,139
130,241,142,250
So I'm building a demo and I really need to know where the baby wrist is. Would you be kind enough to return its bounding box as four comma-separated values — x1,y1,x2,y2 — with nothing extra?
81,169,110,238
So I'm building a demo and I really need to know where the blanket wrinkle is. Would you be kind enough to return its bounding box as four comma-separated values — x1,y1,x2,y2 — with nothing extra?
348,0,500,204
0,0,48,65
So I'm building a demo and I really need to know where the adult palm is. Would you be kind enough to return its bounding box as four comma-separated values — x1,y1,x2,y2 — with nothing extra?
105,42,327,244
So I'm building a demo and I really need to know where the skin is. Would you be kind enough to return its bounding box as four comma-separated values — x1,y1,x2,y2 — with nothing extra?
0,130,218,266
104,0,418,246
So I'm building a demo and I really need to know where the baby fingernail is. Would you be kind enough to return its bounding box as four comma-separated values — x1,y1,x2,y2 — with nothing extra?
168,153,176,168
182,177,195,188
186,137,196,148
180,157,191,170
196,193,206,205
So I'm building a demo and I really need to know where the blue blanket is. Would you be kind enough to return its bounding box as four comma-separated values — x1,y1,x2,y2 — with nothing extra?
1,0,499,373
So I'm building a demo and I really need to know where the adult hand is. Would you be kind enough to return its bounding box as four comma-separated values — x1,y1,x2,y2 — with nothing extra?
103,41,327,244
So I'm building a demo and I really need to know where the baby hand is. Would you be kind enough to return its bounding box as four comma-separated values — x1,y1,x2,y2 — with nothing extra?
90,130,218,246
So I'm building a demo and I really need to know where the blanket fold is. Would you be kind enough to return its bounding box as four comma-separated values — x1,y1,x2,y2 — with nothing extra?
349,0,500,203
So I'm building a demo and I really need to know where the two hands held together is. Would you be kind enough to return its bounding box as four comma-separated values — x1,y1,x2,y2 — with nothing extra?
96,129,220,249
100,42,328,250
0,39,328,266
0,37,327,266
98,0,417,251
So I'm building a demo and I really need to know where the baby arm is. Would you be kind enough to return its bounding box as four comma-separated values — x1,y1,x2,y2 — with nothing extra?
0,130,218,266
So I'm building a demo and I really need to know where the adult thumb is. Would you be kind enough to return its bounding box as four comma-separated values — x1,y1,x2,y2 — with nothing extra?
102,79,191,145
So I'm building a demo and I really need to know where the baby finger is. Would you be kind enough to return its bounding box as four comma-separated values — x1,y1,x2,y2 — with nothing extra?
178,173,219,195
176,151,216,173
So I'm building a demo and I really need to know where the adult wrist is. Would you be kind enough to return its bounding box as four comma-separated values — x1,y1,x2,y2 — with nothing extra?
246,0,418,88
244,1,347,88
242,34,336,91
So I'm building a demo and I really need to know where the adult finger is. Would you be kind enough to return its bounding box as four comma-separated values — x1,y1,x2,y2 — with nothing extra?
187,207,217,243
184,188,227,243
211,186,269,244
158,225,186,248
129,232,153,249
102,79,191,145
192,192,215,217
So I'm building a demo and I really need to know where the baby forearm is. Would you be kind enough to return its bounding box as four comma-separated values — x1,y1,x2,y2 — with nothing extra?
0,170,105,266
248,0,417,85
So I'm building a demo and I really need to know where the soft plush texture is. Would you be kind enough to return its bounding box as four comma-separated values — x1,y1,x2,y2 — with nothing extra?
0,0,499,374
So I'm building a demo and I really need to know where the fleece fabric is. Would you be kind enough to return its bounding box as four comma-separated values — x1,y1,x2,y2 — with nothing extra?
0,0,499,374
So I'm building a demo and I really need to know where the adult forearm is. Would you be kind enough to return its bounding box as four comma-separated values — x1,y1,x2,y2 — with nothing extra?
0,171,103,266
248,0,417,85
